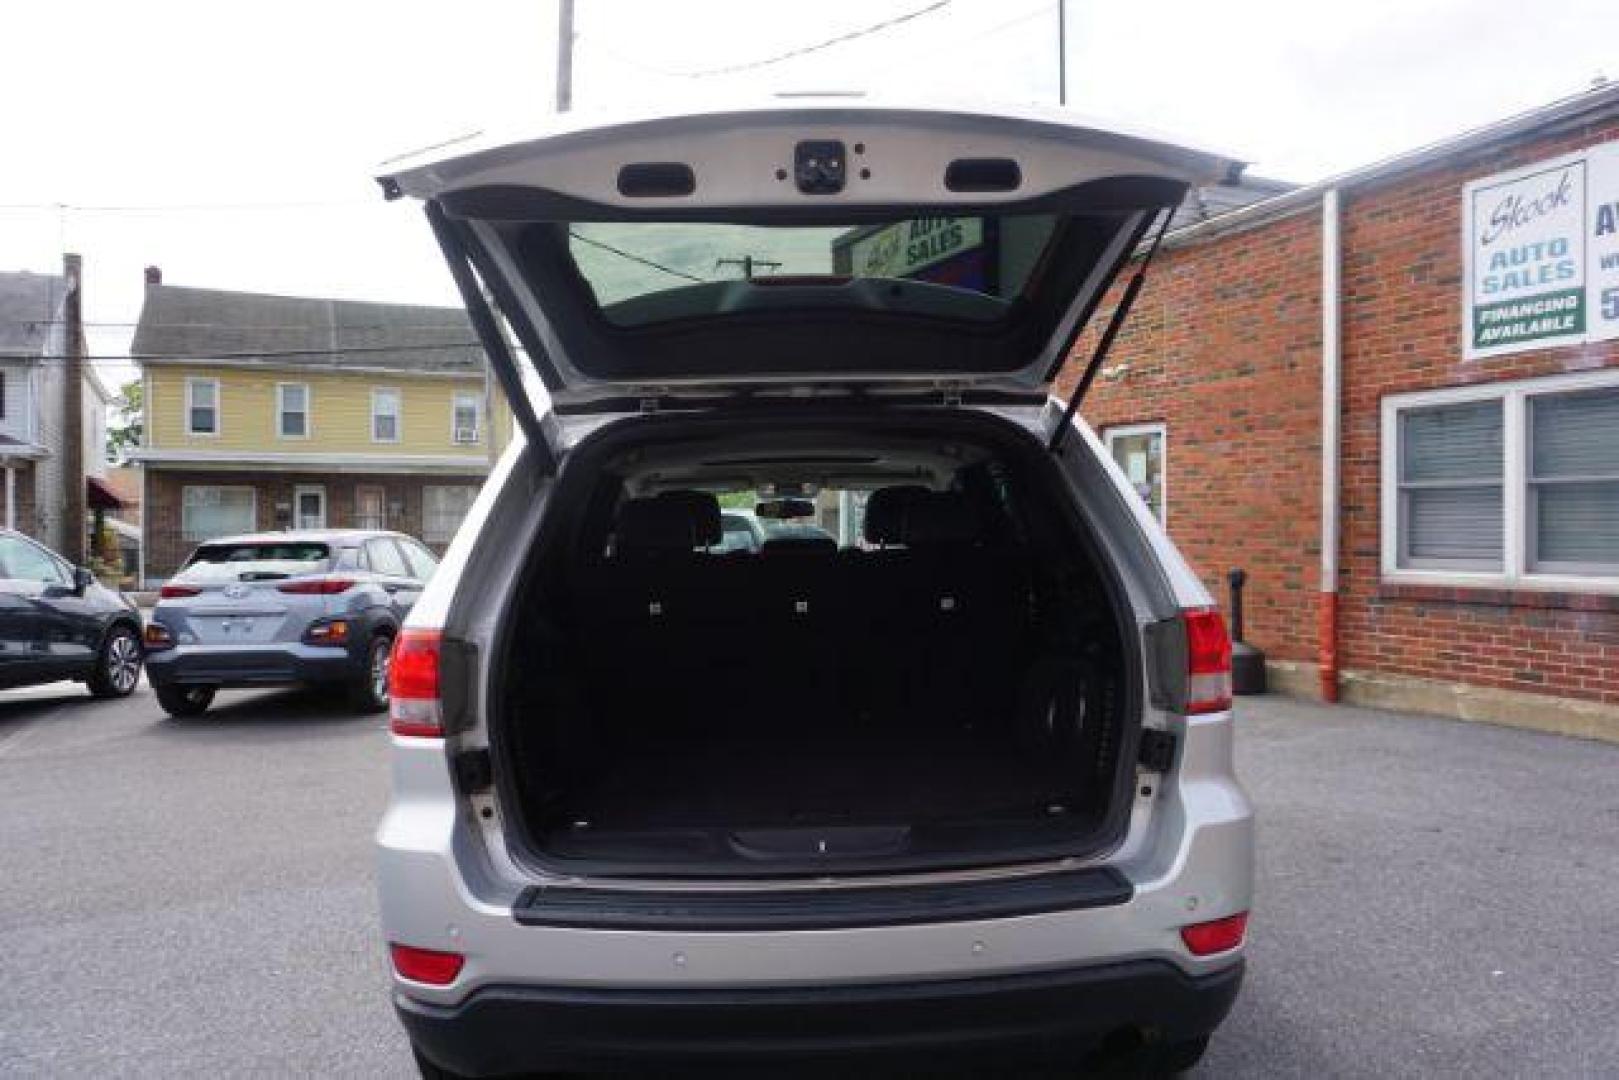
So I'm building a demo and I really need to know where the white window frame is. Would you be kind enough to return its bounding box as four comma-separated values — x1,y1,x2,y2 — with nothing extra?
1382,367,1619,594
371,387,402,444
276,382,311,440
451,391,482,445
1103,421,1168,526
180,484,256,541
293,484,327,529
185,377,220,437
422,483,479,544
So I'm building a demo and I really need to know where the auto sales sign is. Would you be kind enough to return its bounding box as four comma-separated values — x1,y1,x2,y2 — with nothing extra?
1463,142,1619,358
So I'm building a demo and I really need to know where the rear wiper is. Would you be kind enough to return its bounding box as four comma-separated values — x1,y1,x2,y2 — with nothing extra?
236,571,288,582
1048,208,1175,453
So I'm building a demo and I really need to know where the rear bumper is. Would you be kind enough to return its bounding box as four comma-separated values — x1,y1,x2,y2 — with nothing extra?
399,959,1244,1075
145,643,358,688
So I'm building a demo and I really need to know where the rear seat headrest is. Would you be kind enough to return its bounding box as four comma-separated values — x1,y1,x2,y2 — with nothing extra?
615,490,722,553
862,485,930,545
903,491,981,546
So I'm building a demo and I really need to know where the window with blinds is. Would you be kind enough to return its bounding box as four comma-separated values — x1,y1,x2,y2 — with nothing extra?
1397,400,1504,570
1529,387,1619,573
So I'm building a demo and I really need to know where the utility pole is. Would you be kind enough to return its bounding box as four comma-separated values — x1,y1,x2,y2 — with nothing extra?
715,255,783,280
1057,0,1066,106
556,0,575,113
62,252,86,564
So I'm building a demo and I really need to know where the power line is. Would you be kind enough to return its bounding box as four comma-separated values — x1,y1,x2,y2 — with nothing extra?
567,229,707,283
599,0,953,80
25,341,483,363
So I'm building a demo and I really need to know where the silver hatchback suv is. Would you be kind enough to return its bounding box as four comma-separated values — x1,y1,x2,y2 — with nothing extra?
376,102,1254,1077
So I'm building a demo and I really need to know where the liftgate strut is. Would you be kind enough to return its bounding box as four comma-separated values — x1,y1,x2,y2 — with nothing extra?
1048,208,1175,453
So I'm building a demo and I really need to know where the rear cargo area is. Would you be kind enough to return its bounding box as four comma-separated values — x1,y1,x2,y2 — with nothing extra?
494,418,1140,876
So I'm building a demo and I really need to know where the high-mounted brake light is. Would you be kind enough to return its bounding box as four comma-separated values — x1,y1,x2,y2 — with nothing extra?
388,943,464,985
389,628,443,737
1180,912,1248,956
276,578,356,595
159,584,200,598
1183,607,1233,715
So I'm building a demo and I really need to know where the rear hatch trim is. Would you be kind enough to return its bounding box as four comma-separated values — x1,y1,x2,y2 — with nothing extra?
513,867,1132,931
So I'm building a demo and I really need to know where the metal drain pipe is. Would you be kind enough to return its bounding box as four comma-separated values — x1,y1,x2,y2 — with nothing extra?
1319,188,1342,703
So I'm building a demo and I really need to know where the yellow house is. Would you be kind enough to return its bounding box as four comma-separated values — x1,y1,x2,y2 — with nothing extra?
129,272,511,582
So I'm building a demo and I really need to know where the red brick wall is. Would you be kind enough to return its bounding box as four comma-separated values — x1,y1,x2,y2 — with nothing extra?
1059,113,1619,706
143,470,481,579
1336,115,1619,707
1065,211,1326,664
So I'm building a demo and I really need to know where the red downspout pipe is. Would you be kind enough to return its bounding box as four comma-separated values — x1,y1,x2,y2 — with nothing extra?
1319,188,1342,702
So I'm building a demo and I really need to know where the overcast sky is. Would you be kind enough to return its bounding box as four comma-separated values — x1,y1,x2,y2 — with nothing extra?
4,0,1618,388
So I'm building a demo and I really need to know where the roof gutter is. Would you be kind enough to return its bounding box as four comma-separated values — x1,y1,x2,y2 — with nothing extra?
1165,81,1619,251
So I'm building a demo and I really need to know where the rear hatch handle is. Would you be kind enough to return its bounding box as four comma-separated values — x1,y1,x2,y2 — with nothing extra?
1048,208,1174,452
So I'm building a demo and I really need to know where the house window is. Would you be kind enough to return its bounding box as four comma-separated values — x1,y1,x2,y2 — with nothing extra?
277,383,310,438
355,485,387,530
186,378,219,435
1528,386,1619,574
1383,371,1619,589
452,392,481,445
181,486,255,541
1395,400,1504,570
423,484,479,544
1104,422,1167,525
372,388,401,443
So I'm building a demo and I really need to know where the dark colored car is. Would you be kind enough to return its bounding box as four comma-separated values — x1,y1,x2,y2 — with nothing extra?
0,528,144,698
144,530,438,718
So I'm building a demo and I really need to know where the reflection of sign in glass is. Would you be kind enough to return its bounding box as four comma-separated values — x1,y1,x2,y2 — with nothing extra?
849,218,984,280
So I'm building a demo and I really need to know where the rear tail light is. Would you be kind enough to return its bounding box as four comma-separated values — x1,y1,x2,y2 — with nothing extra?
389,628,443,737
388,943,464,985
1183,607,1233,715
276,578,356,595
159,584,200,598
303,618,350,646
1180,912,1248,956
143,623,174,650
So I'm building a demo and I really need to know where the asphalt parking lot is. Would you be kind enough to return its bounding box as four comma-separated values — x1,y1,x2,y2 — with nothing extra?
0,681,1616,1077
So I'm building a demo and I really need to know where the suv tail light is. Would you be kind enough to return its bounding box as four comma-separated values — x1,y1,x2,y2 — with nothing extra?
143,622,174,650
1183,607,1232,715
388,943,464,985
159,584,200,598
1180,912,1248,956
276,578,356,595
389,628,443,737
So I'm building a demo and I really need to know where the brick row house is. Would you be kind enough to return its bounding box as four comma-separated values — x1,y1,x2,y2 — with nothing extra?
130,270,511,583
1062,83,1619,740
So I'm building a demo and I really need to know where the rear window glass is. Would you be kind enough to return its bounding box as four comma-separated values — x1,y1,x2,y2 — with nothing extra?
563,215,1058,327
179,542,330,582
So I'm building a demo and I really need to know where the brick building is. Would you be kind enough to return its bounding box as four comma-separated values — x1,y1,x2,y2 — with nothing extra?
1064,83,1619,740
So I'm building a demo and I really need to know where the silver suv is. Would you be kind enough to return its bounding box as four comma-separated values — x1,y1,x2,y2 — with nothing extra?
376,102,1253,1076
145,530,437,717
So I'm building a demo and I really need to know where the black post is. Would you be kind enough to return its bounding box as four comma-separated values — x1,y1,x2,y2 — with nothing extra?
1226,567,1247,643
1226,567,1267,695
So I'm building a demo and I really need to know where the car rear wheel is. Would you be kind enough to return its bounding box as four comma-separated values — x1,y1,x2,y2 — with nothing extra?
349,633,393,713
87,625,143,698
156,684,215,718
